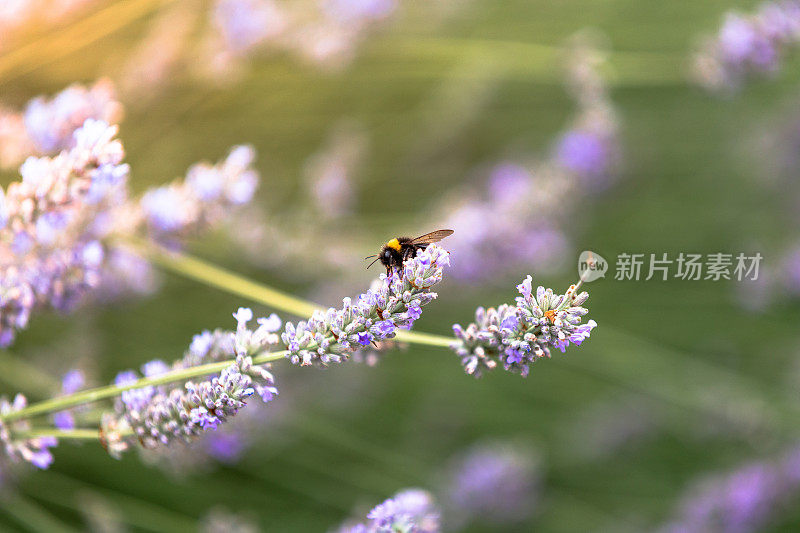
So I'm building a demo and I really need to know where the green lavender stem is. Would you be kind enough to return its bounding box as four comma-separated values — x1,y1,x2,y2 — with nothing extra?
19,428,102,440
132,238,319,318
130,238,454,348
0,351,287,423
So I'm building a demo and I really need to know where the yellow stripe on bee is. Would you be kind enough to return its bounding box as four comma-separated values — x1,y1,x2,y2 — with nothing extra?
386,238,401,251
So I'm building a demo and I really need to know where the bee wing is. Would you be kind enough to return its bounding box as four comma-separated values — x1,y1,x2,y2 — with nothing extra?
409,229,454,244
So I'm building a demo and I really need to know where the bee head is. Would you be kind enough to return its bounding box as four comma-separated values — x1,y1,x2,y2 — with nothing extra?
380,248,393,266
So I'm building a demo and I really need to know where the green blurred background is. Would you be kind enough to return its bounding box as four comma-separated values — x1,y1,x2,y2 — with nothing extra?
2,0,800,531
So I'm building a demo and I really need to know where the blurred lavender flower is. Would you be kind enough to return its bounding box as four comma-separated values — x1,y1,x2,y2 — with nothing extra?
205,0,399,74
565,397,660,460
201,507,261,533
213,0,286,55
141,145,259,241
657,447,800,533
781,243,800,294
0,84,260,346
282,244,449,366
440,163,571,281
0,80,119,169
0,394,57,469
0,108,35,169
555,35,620,190
52,369,86,430
99,311,280,458
120,2,199,98
77,491,127,533
23,79,123,154
451,276,595,377
95,244,159,300
444,442,540,527
336,489,440,533
0,119,128,346
305,122,367,219
437,35,618,281
693,1,800,91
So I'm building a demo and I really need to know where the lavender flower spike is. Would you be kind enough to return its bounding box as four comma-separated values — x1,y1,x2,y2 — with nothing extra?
282,244,449,367
336,489,440,533
451,276,596,377
0,394,58,469
99,311,280,458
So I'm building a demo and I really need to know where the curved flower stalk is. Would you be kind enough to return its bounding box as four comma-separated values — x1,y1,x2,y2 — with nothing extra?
100,311,280,457
444,441,541,527
0,79,121,169
451,276,596,377
693,1,800,92
437,35,619,281
281,244,449,366
336,489,440,533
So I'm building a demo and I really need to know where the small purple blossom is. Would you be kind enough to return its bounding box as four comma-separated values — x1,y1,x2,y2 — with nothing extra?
53,411,75,431
61,369,85,394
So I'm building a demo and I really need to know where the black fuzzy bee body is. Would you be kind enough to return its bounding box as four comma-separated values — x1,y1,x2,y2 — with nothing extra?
366,230,454,277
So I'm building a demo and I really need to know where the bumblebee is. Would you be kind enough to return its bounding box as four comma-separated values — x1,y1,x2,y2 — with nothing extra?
366,229,454,277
